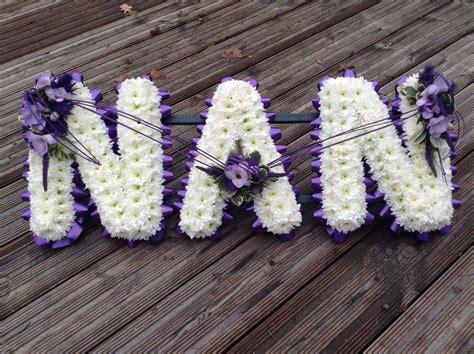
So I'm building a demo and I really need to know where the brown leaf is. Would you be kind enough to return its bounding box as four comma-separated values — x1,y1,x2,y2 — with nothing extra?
338,63,354,72
452,285,462,294
150,68,166,80
120,3,133,15
115,74,129,85
316,58,324,65
383,39,393,48
149,26,160,36
190,94,204,107
222,47,242,62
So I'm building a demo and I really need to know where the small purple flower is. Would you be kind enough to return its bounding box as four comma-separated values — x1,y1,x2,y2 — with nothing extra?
428,114,453,139
45,87,72,102
224,164,250,188
35,70,52,89
416,84,440,119
416,69,455,138
21,103,44,128
25,131,56,156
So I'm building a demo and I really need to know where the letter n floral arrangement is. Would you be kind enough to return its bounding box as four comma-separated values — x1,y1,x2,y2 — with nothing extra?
19,66,461,249
311,66,460,243
20,71,174,248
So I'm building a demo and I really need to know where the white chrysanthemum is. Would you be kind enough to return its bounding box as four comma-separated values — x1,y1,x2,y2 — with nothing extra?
318,77,367,233
395,73,453,230
67,78,165,240
319,75,452,233
28,150,76,241
179,80,301,238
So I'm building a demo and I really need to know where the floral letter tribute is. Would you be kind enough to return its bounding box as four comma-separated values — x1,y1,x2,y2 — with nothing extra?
20,66,460,249
312,68,460,242
177,78,302,240
21,72,172,248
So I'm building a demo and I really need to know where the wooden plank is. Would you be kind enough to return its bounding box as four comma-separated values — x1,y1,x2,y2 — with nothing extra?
0,1,307,175
230,156,472,353
0,0,168,63
95,155,473,353
90,39,473,352
0,1,373,321
0,3,464,321
0,0,311,243
0,0,355,139
1,0,448,189
0,0,238,115
229,82,473,352
365,248,473,353
3,25,471,353
0,0,55,21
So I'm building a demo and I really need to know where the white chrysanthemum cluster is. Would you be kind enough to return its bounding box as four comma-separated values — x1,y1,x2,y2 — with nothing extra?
396,73,453,229
355,76,452,232
179,79,301,238
319,76,453,233
67,78,165,240
318,77,368,233
28,150,76,241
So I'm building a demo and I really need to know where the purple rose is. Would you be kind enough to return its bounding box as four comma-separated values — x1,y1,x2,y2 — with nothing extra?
224,164,250,189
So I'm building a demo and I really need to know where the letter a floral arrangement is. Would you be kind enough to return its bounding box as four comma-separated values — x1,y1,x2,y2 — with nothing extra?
19,65,462,249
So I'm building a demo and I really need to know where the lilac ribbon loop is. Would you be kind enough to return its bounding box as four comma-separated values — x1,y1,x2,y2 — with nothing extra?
417,232,430,242
252,218,264,232
67,222,84,241
248,78,258,88
438,224,452,235
279,230,294,242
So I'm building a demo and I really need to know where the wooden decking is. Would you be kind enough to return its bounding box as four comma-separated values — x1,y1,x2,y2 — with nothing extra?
1,1,472,352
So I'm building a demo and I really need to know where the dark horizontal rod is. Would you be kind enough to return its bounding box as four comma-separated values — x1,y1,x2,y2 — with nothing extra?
162,113,318,204
163,113,316,125
165,193,314,207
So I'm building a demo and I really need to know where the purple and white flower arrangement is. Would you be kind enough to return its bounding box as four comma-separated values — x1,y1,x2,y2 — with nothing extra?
178,78,301,240
197,151,287,207
396,64,456,176
313,67,458,243
20,71,89,248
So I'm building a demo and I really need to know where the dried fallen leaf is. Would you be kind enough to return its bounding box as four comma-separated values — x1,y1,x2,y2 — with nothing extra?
338,63,355,72
120,3,133,15
149,26,160,36
316,58,324,65
115,74,129,85
222,47,242,62
190,94,204,107
383,39,393,48
150,68,166,80
452,285,462,294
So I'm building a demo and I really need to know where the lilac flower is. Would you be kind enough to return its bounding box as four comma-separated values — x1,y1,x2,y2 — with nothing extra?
35,71,52,89
45,87,72,102
25,131,56,156
21,103,44,128
416,84,440,119
416,70,455,138
224,164,250,188
428,115,453,139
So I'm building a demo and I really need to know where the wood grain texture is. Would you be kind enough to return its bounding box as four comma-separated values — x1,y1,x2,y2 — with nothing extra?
1,1,472,352
366,247,473,353
1,0,449,326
